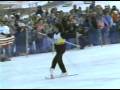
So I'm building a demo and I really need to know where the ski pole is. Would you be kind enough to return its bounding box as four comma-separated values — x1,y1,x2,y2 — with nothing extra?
38,32,80,48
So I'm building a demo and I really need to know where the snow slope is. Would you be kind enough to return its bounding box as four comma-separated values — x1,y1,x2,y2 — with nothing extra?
11,1,48,9
57,1,120,12
0,44,120,89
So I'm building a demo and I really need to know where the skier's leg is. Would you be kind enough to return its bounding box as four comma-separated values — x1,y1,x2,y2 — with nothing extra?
57,54,67,73
50,45,59,77
51,54,59,69
50,53,59,78
57,44,67,74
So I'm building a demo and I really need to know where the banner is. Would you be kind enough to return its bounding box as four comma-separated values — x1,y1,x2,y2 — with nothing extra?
0,36,15,46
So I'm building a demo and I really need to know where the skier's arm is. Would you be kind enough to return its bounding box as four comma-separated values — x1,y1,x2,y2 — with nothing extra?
61,32,67,39
47,33,54,39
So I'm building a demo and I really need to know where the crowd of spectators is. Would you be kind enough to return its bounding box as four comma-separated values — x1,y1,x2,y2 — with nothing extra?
0,3,120,58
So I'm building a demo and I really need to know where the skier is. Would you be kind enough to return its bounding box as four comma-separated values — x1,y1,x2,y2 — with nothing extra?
47,24,68,78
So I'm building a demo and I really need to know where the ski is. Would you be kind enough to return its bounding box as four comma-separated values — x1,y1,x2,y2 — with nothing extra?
45,74,78,80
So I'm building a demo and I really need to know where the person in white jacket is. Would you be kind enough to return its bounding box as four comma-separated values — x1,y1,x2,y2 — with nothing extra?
0,24,12,62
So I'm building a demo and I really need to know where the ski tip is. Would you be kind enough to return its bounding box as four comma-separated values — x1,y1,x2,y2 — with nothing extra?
45,77,55,80
45,73,78,80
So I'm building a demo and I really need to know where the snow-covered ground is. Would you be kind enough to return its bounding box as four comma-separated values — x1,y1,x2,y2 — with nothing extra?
57,1,120,12
1,43,120,89
11,1,48,9
6,1,120,11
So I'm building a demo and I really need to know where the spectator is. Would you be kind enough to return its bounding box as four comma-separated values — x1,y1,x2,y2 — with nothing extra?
65,15,77,49
89,1,96,11
70,5,78,15
110,10,120,44
101,11,113,44
36,5,44,16
34,19,45,53
42,21,53,52
111,5,119,14
87,11,100,45
0,21,12,57
103,5,111,15
15,22,27,56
